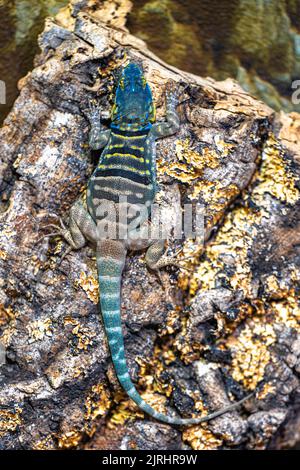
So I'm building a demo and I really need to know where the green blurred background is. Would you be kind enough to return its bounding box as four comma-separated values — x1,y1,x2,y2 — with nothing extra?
1,0,300,125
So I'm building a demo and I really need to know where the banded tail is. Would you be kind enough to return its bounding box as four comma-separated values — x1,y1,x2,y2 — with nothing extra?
97,240,252,426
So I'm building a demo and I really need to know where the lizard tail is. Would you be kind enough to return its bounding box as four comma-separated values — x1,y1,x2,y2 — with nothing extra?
97,241,252,426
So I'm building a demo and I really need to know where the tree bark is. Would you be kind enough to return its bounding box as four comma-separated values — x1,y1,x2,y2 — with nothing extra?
0,0,299,450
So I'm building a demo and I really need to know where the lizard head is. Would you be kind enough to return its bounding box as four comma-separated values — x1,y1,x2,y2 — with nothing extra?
111,63,155,128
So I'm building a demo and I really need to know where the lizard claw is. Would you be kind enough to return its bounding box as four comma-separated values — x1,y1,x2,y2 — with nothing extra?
34,216,73,264
38,216,67,240
38,215,67,233
34,232,62,246
152,247,195,274
172,247,196,261
152,256,192,272
82,100,102,123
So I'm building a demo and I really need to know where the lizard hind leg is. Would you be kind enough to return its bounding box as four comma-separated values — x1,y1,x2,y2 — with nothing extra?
145,240,193,273
126,221,188,270
43,200,98,261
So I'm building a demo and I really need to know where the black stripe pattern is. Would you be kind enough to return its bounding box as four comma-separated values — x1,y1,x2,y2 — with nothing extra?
95,128,152,186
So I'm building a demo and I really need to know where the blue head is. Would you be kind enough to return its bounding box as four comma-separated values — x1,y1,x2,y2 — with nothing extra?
111,63,155,129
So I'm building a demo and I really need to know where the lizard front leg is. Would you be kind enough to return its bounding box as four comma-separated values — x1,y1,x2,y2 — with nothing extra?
151,86,180,139
83,100,111,150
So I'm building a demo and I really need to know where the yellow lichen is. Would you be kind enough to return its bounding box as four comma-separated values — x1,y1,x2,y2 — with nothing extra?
183,425,223,450
157,139,220,184
223,302,254,335
227,317,276,390
53,239,63,255
64,317,96,352
108,405,141,427
252,133,299,208
0,406,22,433
257,383,276,400
108,393,145,427
174,316,201,364
0,224,15,242
12,154,22,169
188,206,259,297
33,435,56,450
138,356,173,397
177,239,204,291
84,383,111,431
176,139,220,172
191,180,239,209
271,291,300,330
74,271,99,304
27,318,53,343
214,135,236,157
141,391,168,413
58,430,82,449
159,308,181,336
71,323,96,351
56,380,112,448
63,315,79,326
264,275,288,299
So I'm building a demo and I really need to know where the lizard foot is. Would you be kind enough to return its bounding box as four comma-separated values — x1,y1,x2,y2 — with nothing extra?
152,248,195,273
35,218,76,264
154,257,194,273
42,215,67,232
34,231,74,265
34,231,63,246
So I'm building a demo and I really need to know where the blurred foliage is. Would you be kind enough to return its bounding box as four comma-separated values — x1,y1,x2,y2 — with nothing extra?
1,0,300,124
0,0,68,124
128,0,300,112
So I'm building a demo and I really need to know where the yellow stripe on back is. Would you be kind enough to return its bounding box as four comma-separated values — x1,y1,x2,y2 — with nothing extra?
108,144,124,149
130,145,144,151
111,132,146,140
105,152,149,163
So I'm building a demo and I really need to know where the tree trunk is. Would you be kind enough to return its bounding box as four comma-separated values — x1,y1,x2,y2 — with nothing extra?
0,0,299,450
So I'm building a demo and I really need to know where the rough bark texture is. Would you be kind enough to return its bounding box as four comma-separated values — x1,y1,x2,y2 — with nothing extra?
0,0,299,450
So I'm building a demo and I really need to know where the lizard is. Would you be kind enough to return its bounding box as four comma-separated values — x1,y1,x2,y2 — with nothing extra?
45,62,252,425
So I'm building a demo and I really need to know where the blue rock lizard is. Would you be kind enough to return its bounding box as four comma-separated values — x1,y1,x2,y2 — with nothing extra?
46,63,252,425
